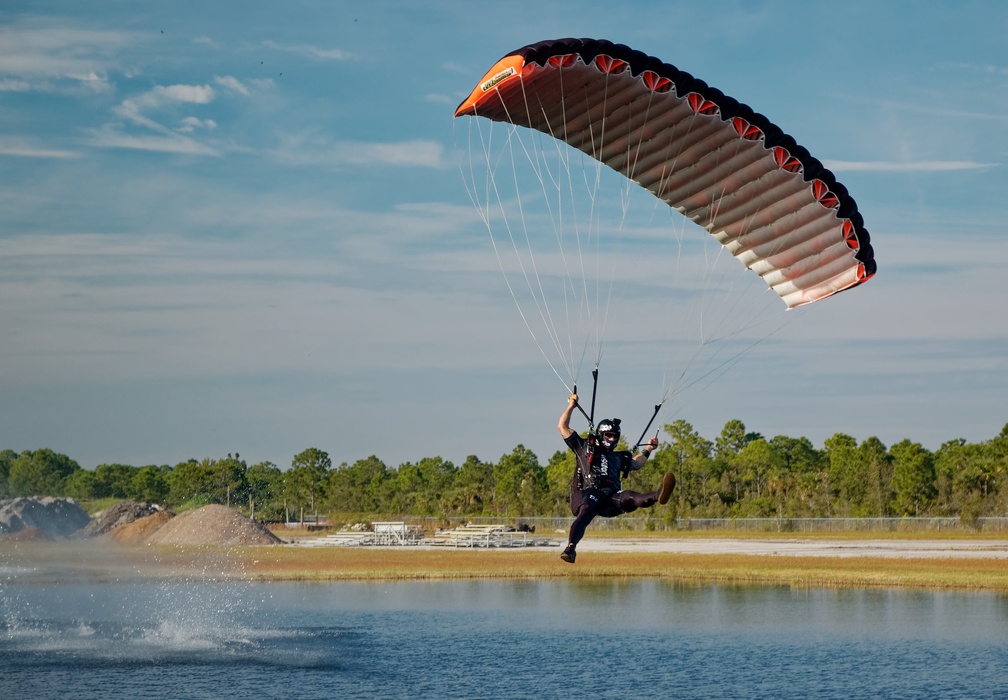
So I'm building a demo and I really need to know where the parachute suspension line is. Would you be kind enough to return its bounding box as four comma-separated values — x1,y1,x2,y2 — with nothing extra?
589,82,606,369
566,86,601,372
651,108,717,406
548,74,602,374
460,100,577,390
610,89,678,411
467,71,622,394
591,74,620,371
573,73,630,376
511,83,578,375
487,130,573,386
455,111,494,231
501,122,584,384
541,65,606,383
658,112,760,399
551,70,596,383
519,63,596,387
553,71,602,385
509,129,576,375
664,303,799,415
654,115,803,414
694,127,800,358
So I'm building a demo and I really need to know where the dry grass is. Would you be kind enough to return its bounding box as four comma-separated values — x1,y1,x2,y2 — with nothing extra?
4,540,1006,591
224,547,1008,591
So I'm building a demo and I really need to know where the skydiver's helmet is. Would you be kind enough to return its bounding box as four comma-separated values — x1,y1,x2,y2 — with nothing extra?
596,418,621,451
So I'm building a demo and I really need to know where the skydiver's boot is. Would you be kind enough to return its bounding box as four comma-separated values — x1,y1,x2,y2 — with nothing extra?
658,472,676,505
560,543,576,563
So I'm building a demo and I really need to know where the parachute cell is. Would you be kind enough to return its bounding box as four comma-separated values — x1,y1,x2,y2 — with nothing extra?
455,38,876,309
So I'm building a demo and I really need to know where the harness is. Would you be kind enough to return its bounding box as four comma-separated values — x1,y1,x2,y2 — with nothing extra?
582,449,622,495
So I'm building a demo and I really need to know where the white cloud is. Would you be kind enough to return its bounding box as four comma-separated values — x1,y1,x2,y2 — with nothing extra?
214,74,250,96
108,83,218,145
65,71,112,92
115,83,215,123
151,83,215,105
0,25,128,81
113,100,167,132
178,116,217,133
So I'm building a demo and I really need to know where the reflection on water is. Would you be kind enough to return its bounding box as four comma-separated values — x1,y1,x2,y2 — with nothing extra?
2,576,1007,699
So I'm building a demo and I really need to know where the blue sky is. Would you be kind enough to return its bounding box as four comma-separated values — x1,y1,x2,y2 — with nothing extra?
2,1,1006,471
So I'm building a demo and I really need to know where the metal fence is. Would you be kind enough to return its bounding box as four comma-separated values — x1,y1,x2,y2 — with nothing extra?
465,516,1008,534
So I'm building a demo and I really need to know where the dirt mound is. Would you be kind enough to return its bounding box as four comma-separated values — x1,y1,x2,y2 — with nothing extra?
80,500,163,538
0,497,91,538
105,510,175,543
144,504,281,546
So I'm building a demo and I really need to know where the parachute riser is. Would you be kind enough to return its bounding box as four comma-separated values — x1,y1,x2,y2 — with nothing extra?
571,383,594,435
633,403,663,452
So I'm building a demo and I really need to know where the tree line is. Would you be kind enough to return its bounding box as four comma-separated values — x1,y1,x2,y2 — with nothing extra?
3,419,1007,525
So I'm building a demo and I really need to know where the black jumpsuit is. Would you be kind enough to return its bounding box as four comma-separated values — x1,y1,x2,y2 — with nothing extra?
565,432,661,547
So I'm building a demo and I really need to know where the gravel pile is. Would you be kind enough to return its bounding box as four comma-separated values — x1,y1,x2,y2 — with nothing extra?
143,504,281,546
105,510,174,543
0,497,91,539
0,497,280,546
79,499,163,538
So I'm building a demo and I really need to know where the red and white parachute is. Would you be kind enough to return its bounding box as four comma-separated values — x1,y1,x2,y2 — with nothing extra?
454,38,875,410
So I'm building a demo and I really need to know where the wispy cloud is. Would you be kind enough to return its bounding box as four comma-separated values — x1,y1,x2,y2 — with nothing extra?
214,74,250,96
0,24,126,89
262,39,352,61
98,83,219,151
121,84,216,114
334,140,448,167
178,116,217,133
0,138,80,159
273,136,449,168
824,160,996,172
87,126,220,155
0,78,31,92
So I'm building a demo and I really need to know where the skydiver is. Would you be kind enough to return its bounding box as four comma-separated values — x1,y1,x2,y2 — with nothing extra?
557,393,675,563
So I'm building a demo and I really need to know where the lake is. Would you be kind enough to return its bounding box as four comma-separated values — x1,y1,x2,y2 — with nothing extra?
2,578,1006,699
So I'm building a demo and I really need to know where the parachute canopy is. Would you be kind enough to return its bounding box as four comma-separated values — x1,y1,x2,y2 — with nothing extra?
455,38,875,309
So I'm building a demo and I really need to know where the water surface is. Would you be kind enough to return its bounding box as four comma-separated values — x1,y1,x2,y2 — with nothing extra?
2,579,1006,699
